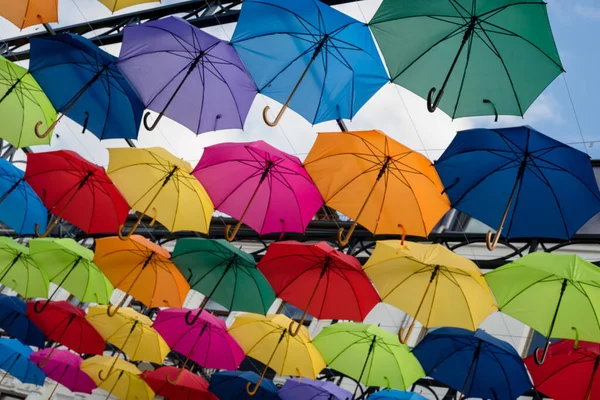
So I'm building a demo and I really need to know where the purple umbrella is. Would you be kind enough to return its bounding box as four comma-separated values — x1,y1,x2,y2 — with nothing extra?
30,349,96,397
117,16,257,134
280,378,352,400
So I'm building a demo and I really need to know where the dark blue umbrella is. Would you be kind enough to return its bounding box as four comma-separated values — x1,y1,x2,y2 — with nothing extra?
413,328,532,400
369,390,427,400
0,293,45,348
0,338,45,385
209,371,279,400
435,126,600,250
29,33,144,140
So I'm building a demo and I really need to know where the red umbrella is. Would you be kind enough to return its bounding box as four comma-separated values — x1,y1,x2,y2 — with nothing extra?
257,241,380,336
24,150,129,236
142,366,218,400
525,339,600,400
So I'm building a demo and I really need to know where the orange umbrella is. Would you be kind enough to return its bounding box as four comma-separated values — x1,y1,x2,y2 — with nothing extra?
94,235,190,316
0,0,58,29
304,130,450,245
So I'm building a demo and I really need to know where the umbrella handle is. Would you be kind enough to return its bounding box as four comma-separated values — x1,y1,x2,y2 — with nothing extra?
483,99,498,122
33,299,50,314
225,222,242,242
485,229,502,251
143,111,163,131
106,295,128,317
384,376,391,391
184,309,202,326
337,222,358,247
426,87,444,113
35,218,59,238
533,344,550,365
398,224,406,246
288,318,306,337
35,119,58,139
263,105,286,127
98,356,120,381
166,367,185,385
296,368,302,383
398,320,415,344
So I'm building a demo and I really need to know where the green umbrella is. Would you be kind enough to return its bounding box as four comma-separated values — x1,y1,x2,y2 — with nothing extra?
0,56,56,148
485,252,600,365
312,322,424,395
370,0,564,118
171,238,275,325
0,237,48,298
29,238,113,313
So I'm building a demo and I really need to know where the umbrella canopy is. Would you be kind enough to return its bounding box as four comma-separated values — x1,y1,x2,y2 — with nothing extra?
363,240,497,343
30,349,96,396
0,56,55,147
171,238,275,319
118,16,257,134
0,293,45,348
210,371,279,400
98,0,158,12
231,0,388,126
304,130,450,245
25,150,130,236
94,235,190,314
0,338,44,385
107,147,214,237
369,390,428,400
29,33,144,140
370,0,564,117
0,237,48,299
193,141,323,240
142,367,217,400
413,328,532,400
0,0,58,29
485,252,600,364
279,378,352,400
435,126,600,250
82,355,154,400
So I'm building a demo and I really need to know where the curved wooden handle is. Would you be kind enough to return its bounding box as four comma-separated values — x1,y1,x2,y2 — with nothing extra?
263,105,285,127
337,221,357,247
398,319,415,344
106,295,127,317
288,318,305,337
225,222,242,242
486,229,502,251
117,224,133,241
165,367,184,385
246,379,262,396
398,224,406,246
35,120,55,139
296,368,302,383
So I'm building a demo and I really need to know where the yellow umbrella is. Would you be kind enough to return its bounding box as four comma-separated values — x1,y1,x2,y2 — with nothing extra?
82,356,154,400
98,0,159,13
0,0,58,29
228,313,325,396
363,240,497,344
86,306,170,380
107,147,214,239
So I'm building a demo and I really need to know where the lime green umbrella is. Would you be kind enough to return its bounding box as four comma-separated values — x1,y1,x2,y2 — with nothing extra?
485,252,600,365
28,238,113,312
0,56,56,148
312,322,424,396
0,237,48,298
369,0,564,118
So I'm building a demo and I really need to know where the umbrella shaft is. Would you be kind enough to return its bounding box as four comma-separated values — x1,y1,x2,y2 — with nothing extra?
353,336,376,398
47,365,68,400
0,354,19,385
0,77,23,104
0,253,21,282
585,356,600,399
459,341,481,399
0,179,23,205
48,258,82,303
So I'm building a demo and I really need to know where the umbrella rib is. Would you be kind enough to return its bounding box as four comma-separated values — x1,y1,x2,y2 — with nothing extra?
320,163,384,203
495,275,563,309
236,1,321,35
486,349,519,398
311,41,330,123
534,355,591,386
450,19,475,118
441,270,479,330
324,334,371,365
203,53,247,128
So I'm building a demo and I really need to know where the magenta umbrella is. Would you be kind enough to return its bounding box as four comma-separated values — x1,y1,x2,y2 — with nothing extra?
193,141,323,241
30,349,96,397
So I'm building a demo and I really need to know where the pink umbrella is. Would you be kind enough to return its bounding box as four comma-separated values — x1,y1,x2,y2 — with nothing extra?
193,141,323,241
30,349,96,398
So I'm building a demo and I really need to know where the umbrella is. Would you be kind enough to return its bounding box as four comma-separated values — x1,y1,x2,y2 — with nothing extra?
0,237,48,299
279,378,352,400
231,0,388,126
369,0,564,117
312,322,424,395
94,235,190,315
30,348,96,397
434,126,600,250
228,313,325,395
362,240,497,343
0,0,58,29
0,55,56,147
485,252,600,364
258,241,379,335
107,147,214,238
98,0,159,13
171,238,275,323
193,141,323,241
118,16,257,134
82,355,154,400
0,338,44,385
305,130,449,245
0,293,45,347
29,33,144,140
369,390,428,400
29,238,114,312
142,367,217,400
413,328,532,400
210,371,279,400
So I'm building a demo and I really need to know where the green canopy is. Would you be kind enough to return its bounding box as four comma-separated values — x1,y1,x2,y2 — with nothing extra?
370,0,564,118
0,237,48,298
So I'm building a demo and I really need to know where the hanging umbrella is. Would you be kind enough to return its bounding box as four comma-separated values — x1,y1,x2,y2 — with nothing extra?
107,147,214,238
98,0,159,13
0,0,58,29
369,390,428,400
0,56,56,147
29,238,114,312
231,0,388,126
228,313,325,396
209,371,279,400
362,240,497,343
258,241,379,336
434,126,600,250
193,141,323,241
485,252,600,364
118,16,257,134
279,378,352,400
30,349,96,397
171,238,275,324
413,328,532,400
142,367,217,400
29,33,144,140
304,130,450,245
370,0,564,117
312,322,424,396
0,237,48,299
0,293,45,347
94,235,190,315
82,356,154,400
0,338,44,386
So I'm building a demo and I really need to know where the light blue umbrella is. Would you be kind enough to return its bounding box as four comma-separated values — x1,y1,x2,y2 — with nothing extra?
0,338,45,385
369,390,428,400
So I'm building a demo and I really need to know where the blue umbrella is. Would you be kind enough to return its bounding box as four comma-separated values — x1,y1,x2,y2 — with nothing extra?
29,33,144,140
0,158,47,235
413,328,532,400
434,126,600,250
210,371,279,400
369,390,428,400
0,293,45,348
232,0,389,126
0,338,45,385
